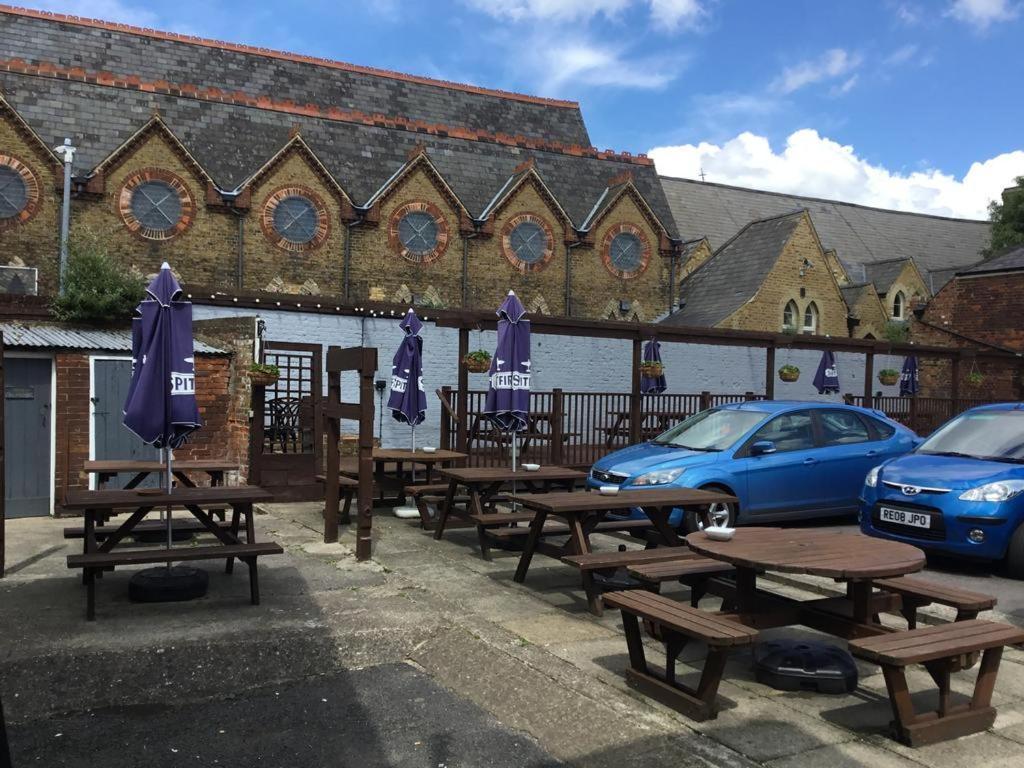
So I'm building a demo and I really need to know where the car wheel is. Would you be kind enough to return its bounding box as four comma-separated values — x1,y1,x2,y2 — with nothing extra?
1002,523,1024,580
682,498,737,534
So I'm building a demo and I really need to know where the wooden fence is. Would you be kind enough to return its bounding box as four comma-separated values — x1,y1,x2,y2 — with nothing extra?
845,394,1012,436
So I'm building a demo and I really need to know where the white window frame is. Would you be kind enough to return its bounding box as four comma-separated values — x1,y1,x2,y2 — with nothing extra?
782,300,799,331
892,291,906,320
802,302,819,334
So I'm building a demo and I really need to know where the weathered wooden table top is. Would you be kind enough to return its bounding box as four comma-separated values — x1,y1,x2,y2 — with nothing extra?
83,459,236,473
439,465,586,484
63,485,272,511
516,487,736,514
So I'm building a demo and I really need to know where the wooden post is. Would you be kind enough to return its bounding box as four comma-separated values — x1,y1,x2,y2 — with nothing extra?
248,383,266,488
456,327,469,453
764,344,776,400
629,338,642,444
551,388,564,465
863,353,875,410
356,348,376,561
439,385,453,450
700,391,712,411
324,370,341,543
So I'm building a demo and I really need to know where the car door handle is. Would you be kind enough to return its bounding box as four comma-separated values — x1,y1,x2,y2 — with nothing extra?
803,458,818,465
865,450,879,457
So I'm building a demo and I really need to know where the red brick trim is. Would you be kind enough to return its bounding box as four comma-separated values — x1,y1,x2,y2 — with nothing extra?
0,152,42,231
0,58,653,168
601,223,651,280
388,201,450,265
0,5,579,109
501,213,555,274
259,185,331,253
117,168,195,241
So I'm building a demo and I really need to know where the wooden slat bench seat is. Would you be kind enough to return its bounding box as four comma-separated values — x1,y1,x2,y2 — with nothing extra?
629,556,737,608
562,547,688,571
605,590,758,721
873,576,997,627
849,620,1024,746
67,542,284,620
64,519,236,539
473,515,653,560
315,473,359,523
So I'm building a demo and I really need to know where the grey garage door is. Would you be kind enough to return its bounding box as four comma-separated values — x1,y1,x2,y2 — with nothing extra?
92,358,159,488
4,357,52,518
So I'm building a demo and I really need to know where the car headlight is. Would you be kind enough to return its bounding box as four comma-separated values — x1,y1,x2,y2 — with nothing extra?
865,465,882,488
633,468,685,486
958,480,1024,502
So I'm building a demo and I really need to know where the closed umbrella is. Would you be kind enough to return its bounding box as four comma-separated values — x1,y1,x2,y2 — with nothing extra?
123,263,202,565
484,291,531,474
640,339,667,394
899,355,919,397
812,350,840,395
386,308,427,450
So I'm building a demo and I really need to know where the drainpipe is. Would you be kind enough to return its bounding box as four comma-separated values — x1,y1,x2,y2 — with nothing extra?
343,214,363,301
668,247,677,315
54,138,76,295
230,205,245,290
565,240,583,317
461,227,479,308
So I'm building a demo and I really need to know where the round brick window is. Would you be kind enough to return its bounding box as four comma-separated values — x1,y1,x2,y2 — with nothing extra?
389,201,449,264
118,169,194,241
0,154,41,232
501,213,554,273
261,185,330,252
601,223,651,279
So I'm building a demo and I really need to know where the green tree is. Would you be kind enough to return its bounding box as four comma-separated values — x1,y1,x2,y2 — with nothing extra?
984,176,1024,257
51,233,144,325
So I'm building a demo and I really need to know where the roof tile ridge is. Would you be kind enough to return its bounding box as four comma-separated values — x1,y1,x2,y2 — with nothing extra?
0,4,580,109
0,57,653,166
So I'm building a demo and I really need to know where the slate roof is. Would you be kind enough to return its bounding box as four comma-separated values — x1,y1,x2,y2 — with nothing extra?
659,176,990,287
0,9,589,146
662,211,803,328
0,321,224,353
958,245,1024,276
840,283,872,308
845,258,909,294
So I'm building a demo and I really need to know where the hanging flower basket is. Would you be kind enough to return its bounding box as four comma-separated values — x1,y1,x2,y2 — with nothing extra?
639,361,664,378
778,365,800,383
967,371,985,388
878,369,900,386
247,363,280,387
463,350,491,373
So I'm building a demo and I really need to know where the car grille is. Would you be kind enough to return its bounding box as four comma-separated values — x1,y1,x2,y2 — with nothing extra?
881,480,951,496
872,501,946,542
591,469,627,485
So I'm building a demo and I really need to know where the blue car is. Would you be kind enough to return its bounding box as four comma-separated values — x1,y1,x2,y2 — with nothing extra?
589,401,918,532
860,403,1024,577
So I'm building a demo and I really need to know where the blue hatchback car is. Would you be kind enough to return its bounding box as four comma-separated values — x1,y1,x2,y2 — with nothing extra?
589,401,918,532
860,403,1024,578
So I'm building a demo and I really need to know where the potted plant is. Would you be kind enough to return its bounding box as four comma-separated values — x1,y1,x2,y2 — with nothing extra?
463,349,492,373
639,360,664,378
878,369,900,386
778,364,800,383
248,362,280,387
967,370,985,388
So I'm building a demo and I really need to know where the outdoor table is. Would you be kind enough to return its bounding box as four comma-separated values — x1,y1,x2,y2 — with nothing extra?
369,448,466,505
433,466,587,539
63,486,279,620
603,410,689,447
512,487,737,585
685,527,926,636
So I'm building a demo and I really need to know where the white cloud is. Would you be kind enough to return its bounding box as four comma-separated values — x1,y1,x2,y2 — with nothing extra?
771,49,862,95
649,129,1024,219
534,38,682,93
884,44,919,66
463,0,707,29
946,0,1020,29
648,0,707,30
894,3,923,24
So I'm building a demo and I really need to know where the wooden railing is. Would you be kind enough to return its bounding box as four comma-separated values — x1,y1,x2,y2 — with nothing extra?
845,394,1012,435
438,389,764,468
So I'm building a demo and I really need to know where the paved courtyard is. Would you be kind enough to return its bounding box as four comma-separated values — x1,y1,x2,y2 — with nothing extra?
2,505,1024,767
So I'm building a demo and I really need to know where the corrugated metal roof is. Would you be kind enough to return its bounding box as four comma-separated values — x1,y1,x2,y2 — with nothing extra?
0,322,225,354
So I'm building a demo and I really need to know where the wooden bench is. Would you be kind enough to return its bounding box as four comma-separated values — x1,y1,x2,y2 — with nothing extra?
405,484,476,531
67,542,284,621
64,518,237,540
605,590,759,721
849,619,1024,746
476,517,653,561
315,474,359,523
873,576,997,627
562,547,693,614
629,555,736,608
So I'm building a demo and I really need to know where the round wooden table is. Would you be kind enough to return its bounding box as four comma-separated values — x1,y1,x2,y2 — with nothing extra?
686,527,926,627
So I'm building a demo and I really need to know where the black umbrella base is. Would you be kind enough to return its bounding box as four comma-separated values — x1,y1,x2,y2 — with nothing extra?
753,639,858,694
129,566,209,603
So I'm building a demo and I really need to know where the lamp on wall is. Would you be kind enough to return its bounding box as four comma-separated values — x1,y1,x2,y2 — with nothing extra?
799,258,814,278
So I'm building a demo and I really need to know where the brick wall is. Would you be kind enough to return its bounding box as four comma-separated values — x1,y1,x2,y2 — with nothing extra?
54,352,90,504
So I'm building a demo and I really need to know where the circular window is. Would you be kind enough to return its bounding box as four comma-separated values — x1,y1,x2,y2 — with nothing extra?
119,169,194,241
260,186,330,252
389,201,449,264
601,223,651,279
501,213,554,273
0,155,41,232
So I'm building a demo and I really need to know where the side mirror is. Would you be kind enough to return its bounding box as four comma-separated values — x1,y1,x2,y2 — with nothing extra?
751,440,777,456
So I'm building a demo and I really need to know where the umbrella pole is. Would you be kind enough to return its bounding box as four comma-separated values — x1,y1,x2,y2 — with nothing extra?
165,446,173,572
510,431,517,512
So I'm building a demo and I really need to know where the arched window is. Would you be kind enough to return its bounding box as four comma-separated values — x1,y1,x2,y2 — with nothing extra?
803,302,819,334
782,300,799,331
892,291,906,320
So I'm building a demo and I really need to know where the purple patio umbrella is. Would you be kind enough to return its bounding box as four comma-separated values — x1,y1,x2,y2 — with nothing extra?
387,308,427,450
484,291,531,473
640,339,667,394
812,350,840,395
899,355,919,397
123,262,202,553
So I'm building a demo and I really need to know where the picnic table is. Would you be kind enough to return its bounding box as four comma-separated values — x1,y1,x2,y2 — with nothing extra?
63,486,281,620
432,466,586,540
368,448,466,505
513,487,736,613
603,410,689,447
84,459,235,489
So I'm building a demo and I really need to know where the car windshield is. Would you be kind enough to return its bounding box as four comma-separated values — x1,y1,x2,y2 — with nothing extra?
652,408,767,451
917,410,1024,462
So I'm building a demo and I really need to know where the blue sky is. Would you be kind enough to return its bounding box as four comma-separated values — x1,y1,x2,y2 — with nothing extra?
27,0,1024,218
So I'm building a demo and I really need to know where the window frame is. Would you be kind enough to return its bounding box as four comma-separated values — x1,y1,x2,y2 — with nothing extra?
735,408,818,457
600,222,651,279
388,200,450,264
802,301,819,334
892,290,906,320
813,408,878,447
0,153,42,233
782,299,799,331
119,168,195,242
260,184,330,253
501,212,555,273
